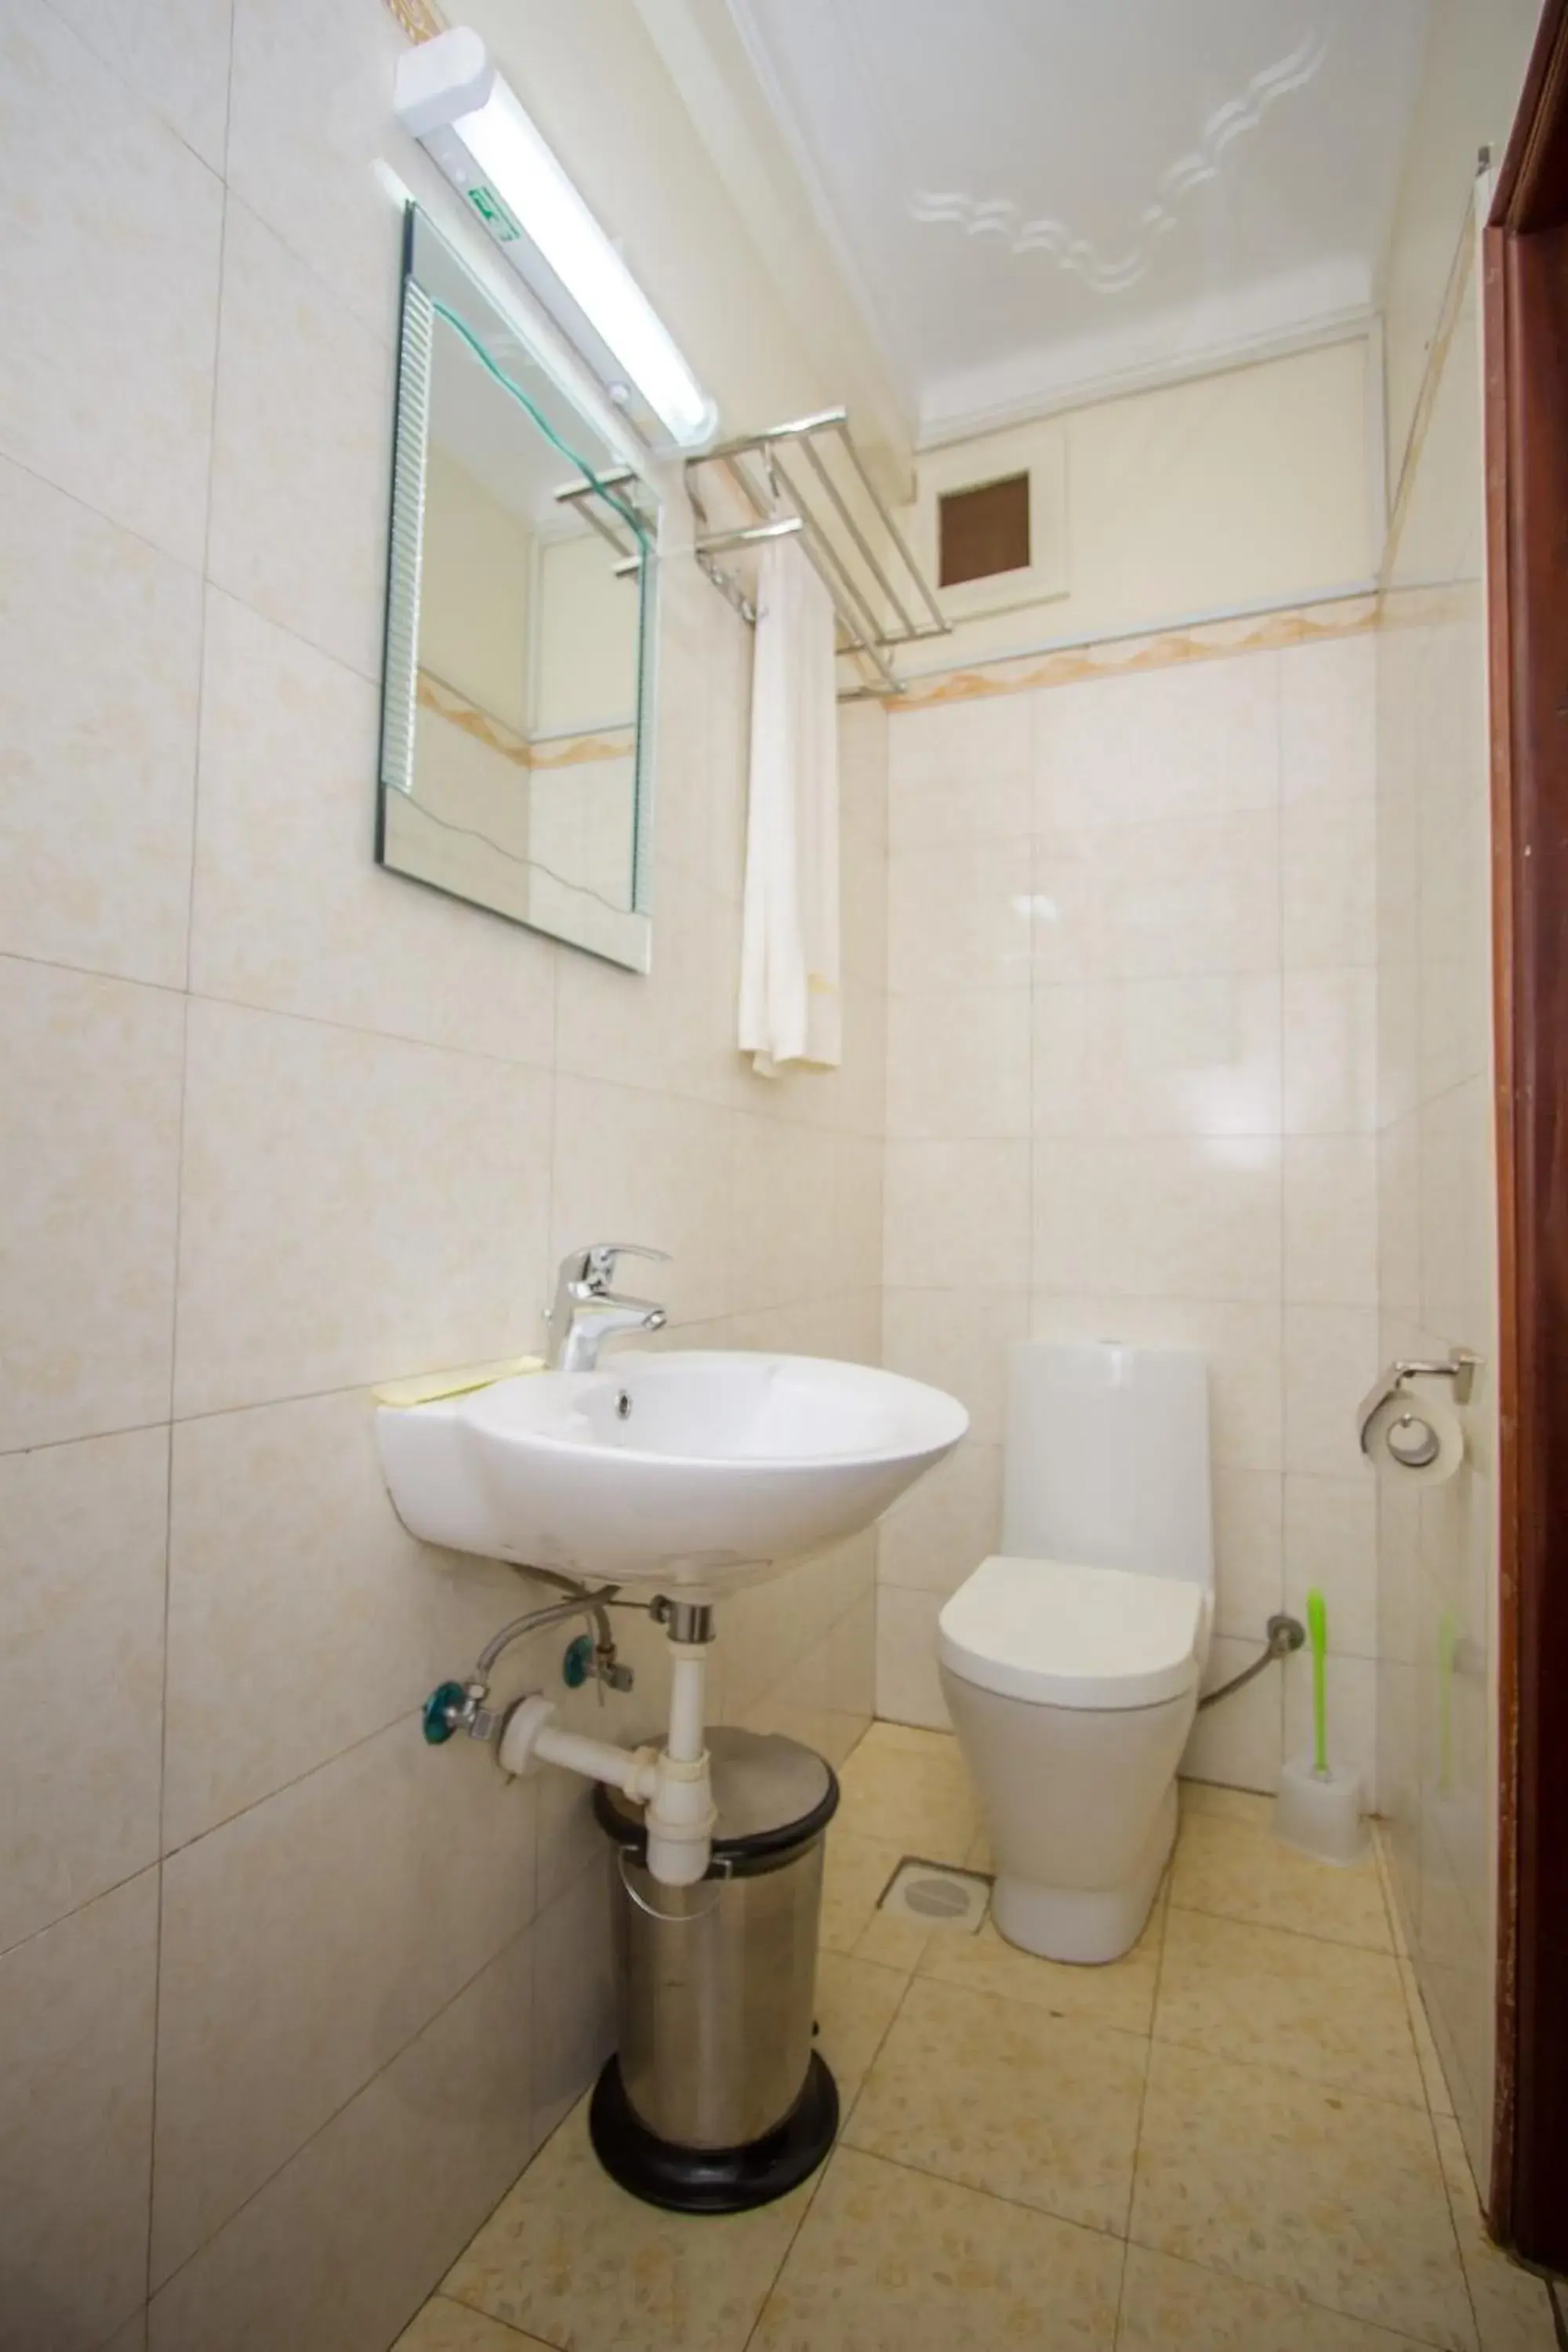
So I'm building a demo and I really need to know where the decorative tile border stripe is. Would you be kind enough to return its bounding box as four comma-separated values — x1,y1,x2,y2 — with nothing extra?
886,591,1378,711
382,0,448,42
417,671,633,772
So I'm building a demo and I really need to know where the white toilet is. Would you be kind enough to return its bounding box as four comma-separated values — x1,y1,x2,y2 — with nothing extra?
938,1341,1214,1965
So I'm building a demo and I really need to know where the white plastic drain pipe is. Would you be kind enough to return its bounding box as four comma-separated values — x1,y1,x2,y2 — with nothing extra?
496,1638,717,1887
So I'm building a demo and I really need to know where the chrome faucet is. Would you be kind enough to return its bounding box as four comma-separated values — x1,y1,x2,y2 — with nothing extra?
547,1243,670,1373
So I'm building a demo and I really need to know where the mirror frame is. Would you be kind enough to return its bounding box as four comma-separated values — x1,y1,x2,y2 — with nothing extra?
376,203,658,974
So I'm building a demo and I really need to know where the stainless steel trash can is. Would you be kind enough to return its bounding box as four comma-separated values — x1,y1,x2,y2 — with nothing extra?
588,1726,840,2212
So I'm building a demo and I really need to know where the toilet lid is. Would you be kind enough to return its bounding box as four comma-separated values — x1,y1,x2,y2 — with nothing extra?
938,1555,1207,1710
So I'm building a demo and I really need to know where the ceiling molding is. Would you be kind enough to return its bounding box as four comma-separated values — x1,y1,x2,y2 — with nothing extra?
728,0,1426,459
917,260,1376,448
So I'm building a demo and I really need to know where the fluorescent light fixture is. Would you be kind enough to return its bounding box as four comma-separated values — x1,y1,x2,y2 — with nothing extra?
395,27,717,449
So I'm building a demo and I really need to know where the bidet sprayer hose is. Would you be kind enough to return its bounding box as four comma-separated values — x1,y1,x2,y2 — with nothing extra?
1196,1612,1305,1711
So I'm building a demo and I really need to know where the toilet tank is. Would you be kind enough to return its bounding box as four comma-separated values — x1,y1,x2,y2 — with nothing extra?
1002,1341,1213,1588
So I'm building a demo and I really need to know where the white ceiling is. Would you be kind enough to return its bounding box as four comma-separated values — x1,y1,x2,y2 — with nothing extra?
726,0,1429,444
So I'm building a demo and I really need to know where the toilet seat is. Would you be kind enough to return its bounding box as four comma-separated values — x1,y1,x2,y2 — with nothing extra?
938,1555,1207,1710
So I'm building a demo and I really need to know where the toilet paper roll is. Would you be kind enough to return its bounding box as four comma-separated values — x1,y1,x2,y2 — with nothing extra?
1361,1392,1465,1486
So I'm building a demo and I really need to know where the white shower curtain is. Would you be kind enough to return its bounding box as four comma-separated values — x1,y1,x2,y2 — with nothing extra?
738,536,841,1076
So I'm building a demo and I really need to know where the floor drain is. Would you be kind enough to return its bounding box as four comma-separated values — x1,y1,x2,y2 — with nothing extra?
878,1858,991,1934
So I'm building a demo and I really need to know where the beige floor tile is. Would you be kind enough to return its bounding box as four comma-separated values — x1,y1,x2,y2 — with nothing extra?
1116,2245,1432,2348
835,1730,978,1862
850,1902,937,1970
814,1951,908,2111
1435,2114,1559,2352
920,1901,1164,2039
1374,1825,1414,1959
850,1721,964,1769
751,2145,1122,2351
1156,1907,1426,2106
442,2097,808,2352
394,2296,555,2349
845,1975,1147,2234
1402,1960,1457,2118
819,1828,908,1957
1170,1810,1392,1950
1131,2042,1475,2350
1178,1779,1276,1828
964,1824,994,1871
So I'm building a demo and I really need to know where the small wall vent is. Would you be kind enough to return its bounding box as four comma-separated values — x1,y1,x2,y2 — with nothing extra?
938,470,1031,587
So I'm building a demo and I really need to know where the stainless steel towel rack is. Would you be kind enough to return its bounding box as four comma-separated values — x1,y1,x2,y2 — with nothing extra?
684,408,949,697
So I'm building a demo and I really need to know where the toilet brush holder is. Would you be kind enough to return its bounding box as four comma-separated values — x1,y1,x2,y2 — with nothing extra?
1273,1755,1367,1865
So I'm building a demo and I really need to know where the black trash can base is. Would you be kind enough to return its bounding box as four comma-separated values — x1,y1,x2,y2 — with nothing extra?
588,2049,838,2214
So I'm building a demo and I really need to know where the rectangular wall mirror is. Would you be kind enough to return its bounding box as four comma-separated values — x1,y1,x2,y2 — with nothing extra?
378,205,658,971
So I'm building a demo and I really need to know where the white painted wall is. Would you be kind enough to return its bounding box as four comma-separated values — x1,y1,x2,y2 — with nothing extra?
904,339,1377,673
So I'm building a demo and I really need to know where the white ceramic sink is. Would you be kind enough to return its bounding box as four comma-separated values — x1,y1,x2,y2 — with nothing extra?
377,1350,967,1591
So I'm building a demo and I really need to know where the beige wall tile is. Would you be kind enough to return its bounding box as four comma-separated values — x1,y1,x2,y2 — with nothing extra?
0,0,222,566
1284,1135,1379,1305
45,0,232,169
164,1389,529,1849
1280,633,1377,805
881,1287,1027,1446
224,0,408,341
1213,1465,1284,1641
873,1585,952,1730
1033,808,1280,986
1283,968,1378,1134
887,985,1032,1138
0,959,184,1450
149,1926,538,2352
1035,653,1279,831
0,1872,158,2352
1033,1136,1282,1303
1033,973,1282,1140
190,592,557,1066
554,880,732,1106
173,999,553,1416
1182,1635,1285,1792
1283,1303,1379,1478
0,460,201,988
152,1719,537,2280
884,1138,1029,1290
549,1076,734,1330
1284,1472,1378,1659
728,1115,843,1316
889,691,1033,851
887,835,1033,993
1283,797,1377,968
877,1438,1000,1595
206,200,392,681
1,1429,166,1951
528,1860,615,2147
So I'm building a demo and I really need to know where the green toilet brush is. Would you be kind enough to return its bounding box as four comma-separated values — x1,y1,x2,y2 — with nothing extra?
1308,1588,1330,1777
1273,1586,1367,1863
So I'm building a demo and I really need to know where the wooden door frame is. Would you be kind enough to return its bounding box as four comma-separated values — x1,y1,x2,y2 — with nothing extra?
1487,0,1568,2268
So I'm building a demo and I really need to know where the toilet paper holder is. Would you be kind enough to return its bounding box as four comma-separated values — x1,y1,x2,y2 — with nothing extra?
1356,1349,1479,1454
